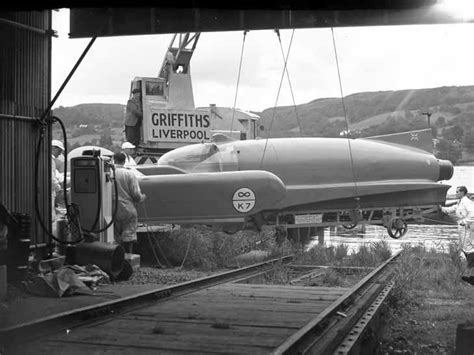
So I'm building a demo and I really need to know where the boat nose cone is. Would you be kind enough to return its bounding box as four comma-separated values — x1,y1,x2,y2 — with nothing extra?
438,159,454,181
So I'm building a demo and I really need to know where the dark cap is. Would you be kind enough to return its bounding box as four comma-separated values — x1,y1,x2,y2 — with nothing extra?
132,89,141,94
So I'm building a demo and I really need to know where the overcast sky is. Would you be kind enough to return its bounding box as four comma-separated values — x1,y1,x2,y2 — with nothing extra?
52,8,474,113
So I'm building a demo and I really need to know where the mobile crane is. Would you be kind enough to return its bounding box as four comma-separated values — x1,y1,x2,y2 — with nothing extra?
126,33,261,162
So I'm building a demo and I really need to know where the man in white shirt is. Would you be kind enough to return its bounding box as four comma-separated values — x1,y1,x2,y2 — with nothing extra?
121,141,137,167
441,185,474,284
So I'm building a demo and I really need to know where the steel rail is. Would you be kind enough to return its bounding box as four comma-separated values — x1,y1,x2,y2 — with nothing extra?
272,250,401,354
334,280,395,354
307,278,391,354
0,254,293,345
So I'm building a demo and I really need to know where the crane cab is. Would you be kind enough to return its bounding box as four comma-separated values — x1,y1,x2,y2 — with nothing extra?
129,75,212,156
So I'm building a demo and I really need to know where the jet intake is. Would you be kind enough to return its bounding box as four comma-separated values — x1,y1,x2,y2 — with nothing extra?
438,159,454,181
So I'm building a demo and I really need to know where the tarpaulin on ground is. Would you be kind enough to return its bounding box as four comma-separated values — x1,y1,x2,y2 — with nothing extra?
25,268,93,298
25,263,111,297
65,264,110,286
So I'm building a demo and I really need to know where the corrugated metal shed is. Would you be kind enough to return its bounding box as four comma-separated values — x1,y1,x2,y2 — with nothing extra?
0,10,52,252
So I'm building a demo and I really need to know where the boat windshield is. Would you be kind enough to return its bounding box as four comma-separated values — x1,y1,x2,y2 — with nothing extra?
158,143,222,172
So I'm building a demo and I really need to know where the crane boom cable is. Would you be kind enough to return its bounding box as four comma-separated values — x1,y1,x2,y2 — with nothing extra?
230,30,248,135
260,29,296,169
331,27,360,201
275,29,302,137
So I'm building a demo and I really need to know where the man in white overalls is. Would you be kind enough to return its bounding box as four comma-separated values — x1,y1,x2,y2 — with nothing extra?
441,186,474,285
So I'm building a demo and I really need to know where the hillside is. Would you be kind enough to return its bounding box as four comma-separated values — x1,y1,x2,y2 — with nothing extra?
53,103,125,127
52,85,474,163
258,86,474,137
52,103,126,150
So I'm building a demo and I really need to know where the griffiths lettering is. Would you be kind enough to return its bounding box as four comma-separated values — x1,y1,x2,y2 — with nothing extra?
151,112,210,128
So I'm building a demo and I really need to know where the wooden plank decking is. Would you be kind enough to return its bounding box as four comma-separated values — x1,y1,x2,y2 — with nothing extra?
14,283,348,354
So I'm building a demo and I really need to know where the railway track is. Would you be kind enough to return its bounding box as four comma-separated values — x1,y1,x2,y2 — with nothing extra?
2,252,400,354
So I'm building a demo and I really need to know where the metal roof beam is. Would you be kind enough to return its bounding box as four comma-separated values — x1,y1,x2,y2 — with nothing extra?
69,2,473,38
0,16,58,37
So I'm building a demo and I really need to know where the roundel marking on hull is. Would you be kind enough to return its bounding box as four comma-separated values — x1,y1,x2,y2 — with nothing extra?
233,188,256,213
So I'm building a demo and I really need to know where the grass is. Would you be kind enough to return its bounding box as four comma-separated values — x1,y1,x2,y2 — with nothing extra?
379,243,474,353
237,241,392,286
153,225,285,270
152,226,395,289
386,242,470,312
153,226,393,271
293,240,392,267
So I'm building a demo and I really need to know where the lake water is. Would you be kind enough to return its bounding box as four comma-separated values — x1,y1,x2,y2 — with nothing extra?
440,165,474,197
308,165,473,254
311,224,460,254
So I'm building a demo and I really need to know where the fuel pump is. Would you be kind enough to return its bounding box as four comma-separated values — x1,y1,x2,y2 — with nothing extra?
70,153,114,243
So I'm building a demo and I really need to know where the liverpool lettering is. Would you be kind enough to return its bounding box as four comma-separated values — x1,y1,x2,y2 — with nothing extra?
152,129,210,140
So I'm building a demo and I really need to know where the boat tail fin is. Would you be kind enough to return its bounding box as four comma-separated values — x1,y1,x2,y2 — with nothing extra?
365,128,434,153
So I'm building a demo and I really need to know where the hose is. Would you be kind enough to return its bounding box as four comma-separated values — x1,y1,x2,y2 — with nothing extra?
142,202,170,268
34,115,84,245
179,230,194,269
34,115,119,246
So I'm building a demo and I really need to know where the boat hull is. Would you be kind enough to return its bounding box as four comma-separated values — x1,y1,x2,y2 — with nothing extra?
136,137,453,227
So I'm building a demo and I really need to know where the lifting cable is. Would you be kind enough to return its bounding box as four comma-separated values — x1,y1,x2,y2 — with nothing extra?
275,29,303,137
331,28,360,208
260,29,296,169
230,30,248,135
